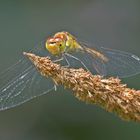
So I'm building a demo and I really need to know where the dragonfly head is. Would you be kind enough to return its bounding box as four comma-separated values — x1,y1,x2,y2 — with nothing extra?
46,36,66,55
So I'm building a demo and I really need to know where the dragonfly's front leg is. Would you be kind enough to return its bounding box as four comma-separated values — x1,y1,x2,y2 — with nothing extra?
61,54,70,68
64,53,89,71
53,57,64,63
52,55,70,67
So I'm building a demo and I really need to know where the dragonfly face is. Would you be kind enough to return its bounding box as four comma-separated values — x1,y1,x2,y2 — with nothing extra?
46,37,65,55
45,32,67,55
45,32,82,55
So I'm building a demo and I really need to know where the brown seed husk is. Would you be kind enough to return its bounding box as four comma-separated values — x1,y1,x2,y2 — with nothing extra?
24,52,140,122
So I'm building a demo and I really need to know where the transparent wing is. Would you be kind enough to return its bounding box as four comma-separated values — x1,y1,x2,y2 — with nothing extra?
100,47,140,77
0,66,35,110
64,50,107,76
65,41,107,76
71,42,140,78
0,39,49,84
29,72,55,97
0,39,55,111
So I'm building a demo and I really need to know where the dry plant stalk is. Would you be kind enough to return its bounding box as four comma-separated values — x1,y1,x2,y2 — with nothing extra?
24,52,140,122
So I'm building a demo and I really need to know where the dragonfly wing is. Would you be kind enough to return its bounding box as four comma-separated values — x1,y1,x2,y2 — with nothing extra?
0,38,55,111
100,47,140,78
76,41,140,78
29,72,55,97
0,57,33,90
0,65,55,110
0,65,35,110
0,38,50,86
82,51,107,76
64,50,107,76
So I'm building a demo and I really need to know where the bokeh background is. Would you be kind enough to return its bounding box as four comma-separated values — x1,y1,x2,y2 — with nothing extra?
0,0,140,140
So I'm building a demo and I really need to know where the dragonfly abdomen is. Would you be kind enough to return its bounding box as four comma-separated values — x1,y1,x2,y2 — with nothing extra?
83,47,108,62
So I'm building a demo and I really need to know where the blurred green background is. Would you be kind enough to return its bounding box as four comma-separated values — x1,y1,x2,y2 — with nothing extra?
0,0,140,140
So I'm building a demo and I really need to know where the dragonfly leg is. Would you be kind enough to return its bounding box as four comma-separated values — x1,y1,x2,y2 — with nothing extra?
53,57,64,63
64,53,89,71
52,54,70,67
62,54,70,67
53,56,70,67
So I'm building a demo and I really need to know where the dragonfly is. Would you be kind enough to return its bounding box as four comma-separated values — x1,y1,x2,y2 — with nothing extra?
0,31,140,111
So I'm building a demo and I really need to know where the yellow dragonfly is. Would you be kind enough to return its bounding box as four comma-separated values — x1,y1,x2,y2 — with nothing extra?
0,31,140,110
